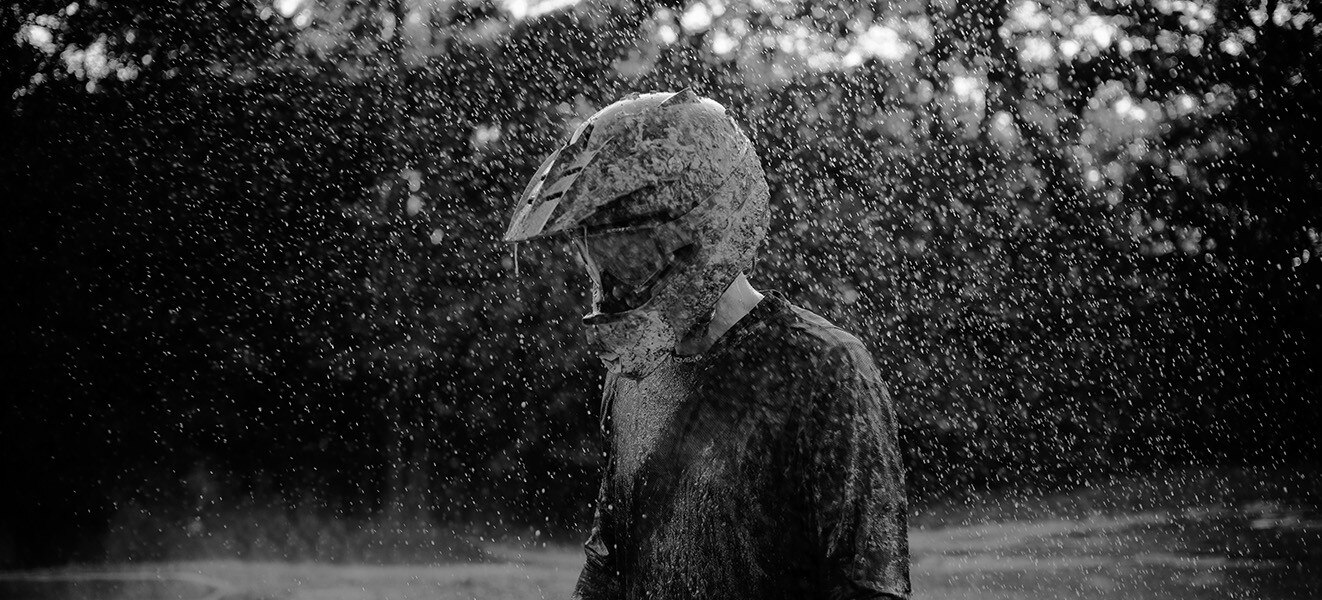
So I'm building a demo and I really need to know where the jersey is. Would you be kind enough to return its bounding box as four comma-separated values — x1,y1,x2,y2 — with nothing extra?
572,292,910,600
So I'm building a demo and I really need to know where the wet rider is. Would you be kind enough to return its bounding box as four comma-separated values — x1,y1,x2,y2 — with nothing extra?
505,90,910,600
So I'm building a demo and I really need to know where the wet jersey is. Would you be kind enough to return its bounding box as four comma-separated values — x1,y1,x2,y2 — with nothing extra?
572,292,910,600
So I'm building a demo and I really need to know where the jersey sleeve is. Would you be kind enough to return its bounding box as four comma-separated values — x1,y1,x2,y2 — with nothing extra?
572,375,624,600
802,342,910,600
571,472,624,600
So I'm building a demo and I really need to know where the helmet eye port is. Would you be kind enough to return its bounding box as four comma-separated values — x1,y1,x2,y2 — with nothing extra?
578,233,695,316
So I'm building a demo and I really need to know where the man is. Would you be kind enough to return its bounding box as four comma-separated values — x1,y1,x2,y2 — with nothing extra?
506,90,909,599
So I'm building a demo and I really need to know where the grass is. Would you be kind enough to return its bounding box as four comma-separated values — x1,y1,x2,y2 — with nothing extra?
99,502,482,565
913,463,1322,528
1,465,1318,599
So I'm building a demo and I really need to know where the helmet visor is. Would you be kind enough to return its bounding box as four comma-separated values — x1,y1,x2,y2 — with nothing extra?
582,231,670,286
573,230,675,316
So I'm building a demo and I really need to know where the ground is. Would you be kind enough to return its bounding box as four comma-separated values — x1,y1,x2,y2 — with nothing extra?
1,466,1318,600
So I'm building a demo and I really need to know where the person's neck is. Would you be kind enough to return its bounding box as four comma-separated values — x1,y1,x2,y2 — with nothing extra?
677,273,764,356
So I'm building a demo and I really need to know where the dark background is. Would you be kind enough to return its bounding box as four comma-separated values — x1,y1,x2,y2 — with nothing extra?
1,0,1318,567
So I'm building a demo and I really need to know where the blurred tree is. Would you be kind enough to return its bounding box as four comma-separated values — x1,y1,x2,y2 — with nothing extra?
1,0,1316,566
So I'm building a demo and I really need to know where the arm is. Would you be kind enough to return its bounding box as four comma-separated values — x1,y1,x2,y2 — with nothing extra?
570,472,623,600
803,343,911,600
573,375,624,600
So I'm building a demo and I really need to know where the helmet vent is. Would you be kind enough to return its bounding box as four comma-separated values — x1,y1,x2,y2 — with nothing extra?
581,185,684,230
660,88,700,108
570,121,595,145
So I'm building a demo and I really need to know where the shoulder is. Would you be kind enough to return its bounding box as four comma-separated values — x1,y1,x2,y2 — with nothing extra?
758,298,901,459
710,291,890,412
761,296,880,382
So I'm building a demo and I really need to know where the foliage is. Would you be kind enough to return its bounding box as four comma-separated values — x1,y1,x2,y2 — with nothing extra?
1,0,1317,565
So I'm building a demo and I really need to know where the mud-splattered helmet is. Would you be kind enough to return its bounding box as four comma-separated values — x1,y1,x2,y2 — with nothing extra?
505,90,770,379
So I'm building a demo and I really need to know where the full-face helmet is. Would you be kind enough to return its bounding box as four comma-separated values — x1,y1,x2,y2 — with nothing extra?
505,90,769,379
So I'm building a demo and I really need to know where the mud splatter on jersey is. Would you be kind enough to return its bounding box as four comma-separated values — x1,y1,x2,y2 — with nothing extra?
573,292,910,600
